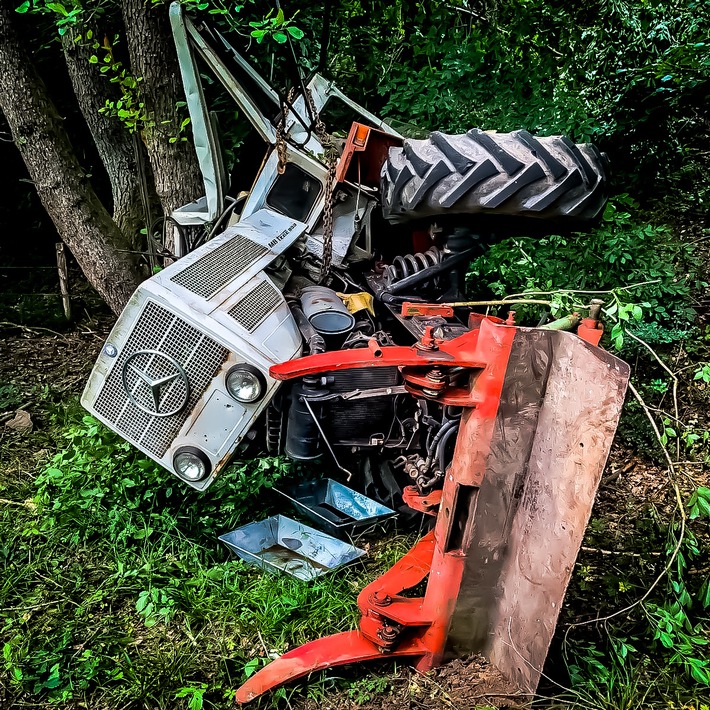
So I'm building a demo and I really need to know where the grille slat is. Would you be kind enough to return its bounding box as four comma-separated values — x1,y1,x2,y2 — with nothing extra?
326,367,400,441
228,281,281,332
170,234,268,299
94,301,228,457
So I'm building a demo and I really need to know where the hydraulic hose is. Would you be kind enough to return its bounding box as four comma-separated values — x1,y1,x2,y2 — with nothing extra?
437,422,460,473
424,419,459,472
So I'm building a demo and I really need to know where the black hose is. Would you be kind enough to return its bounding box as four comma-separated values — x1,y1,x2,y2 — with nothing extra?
437,423,460,473
290,303,326,355
200,196,240,247
444,405,463,421
425,419,458,471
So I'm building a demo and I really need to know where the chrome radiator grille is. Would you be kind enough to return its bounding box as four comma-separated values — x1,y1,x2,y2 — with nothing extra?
170,234,268,298
228,281,281,332
93,301,228,457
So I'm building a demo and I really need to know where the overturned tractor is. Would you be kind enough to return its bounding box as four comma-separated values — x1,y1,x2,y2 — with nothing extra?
82,3,629,703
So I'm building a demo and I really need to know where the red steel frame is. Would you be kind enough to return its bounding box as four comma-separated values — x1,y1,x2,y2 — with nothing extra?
236,318,516,703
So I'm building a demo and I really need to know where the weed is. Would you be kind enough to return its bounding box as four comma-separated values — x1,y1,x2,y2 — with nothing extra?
467,195,700,345
0,405,410,708
565,487,710,705
0,382,21,410
689,488,710,520
347,673,391,705
175,682,208,710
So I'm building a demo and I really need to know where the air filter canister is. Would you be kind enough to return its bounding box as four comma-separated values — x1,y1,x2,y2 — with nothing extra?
300,286,355,335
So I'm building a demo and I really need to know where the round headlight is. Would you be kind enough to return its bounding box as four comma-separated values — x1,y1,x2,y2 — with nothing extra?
226,365,265,403
173,447,211,482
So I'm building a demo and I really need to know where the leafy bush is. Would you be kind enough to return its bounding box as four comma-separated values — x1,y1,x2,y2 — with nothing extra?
34,412,294,548
368,1,709,195
467,194,701,344
0,407,408,707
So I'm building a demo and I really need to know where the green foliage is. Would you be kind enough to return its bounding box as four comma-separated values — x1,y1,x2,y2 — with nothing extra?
0,382,22,410
175,682,208,710
642,522,710,686
467,194,701,349
0,406,410,707
166,0,247,18
356,1,709,197
15,0,84,35
249,8,304,45
689,488,710,521
346,673,392,705
695,364,710,384
34,413,290,543
0,289,69,329
566,496,710,703
78,32,153,134
376,0,707,139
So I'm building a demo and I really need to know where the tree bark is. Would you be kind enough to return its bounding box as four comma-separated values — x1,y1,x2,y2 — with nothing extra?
121,0,202,221
61,25,146,246
0,6,143,316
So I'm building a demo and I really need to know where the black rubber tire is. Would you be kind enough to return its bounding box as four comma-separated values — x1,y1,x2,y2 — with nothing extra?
380,128,608,222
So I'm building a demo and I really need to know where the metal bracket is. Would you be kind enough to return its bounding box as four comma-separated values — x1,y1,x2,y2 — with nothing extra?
241,319,631,704
303,384,408,403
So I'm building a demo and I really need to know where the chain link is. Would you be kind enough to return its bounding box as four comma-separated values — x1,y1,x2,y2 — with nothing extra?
303,88,338,284
276,86,338,283
275,87,297,175
318,161,337,284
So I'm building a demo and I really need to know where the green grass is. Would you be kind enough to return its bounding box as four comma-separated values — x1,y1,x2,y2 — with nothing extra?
1,379,709,709
0,403,415,708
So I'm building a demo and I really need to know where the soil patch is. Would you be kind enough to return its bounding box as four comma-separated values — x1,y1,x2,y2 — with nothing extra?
0,319,110,403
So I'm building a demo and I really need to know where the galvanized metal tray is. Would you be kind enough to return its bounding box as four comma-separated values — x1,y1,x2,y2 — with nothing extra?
275,479,396,538
219,515,366,581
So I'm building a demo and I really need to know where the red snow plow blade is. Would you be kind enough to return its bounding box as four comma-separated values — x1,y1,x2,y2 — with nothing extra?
237,318,630,703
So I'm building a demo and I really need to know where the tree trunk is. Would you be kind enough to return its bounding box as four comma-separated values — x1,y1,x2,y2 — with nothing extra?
61,25,146,246
121,0,202,223
0,6,143,316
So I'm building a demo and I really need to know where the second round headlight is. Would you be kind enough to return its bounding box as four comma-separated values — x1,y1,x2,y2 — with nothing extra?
173,447,211,482
225,364,265,403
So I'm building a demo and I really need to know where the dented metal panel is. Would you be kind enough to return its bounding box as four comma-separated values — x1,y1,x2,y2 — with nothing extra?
219,515,366,580
81,210,306,489
484,332,629,691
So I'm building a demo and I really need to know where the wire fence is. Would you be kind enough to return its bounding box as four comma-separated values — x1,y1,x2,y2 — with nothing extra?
0,244,72,320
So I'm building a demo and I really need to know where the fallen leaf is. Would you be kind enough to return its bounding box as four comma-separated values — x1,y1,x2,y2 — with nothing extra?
5,409,33,434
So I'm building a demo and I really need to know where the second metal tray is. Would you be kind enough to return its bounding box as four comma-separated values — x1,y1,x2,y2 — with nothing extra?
219,514,365,581
275,478,396,538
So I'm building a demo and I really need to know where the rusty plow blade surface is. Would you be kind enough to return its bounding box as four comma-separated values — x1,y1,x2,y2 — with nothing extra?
235,323,630,703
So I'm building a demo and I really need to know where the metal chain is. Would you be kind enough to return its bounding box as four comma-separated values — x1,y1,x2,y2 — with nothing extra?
303,88,338,284
318,160,337,284
276,87,296,175
277,85,338,283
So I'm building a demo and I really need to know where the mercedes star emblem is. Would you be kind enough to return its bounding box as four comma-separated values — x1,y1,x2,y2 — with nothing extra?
122,350,190,417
